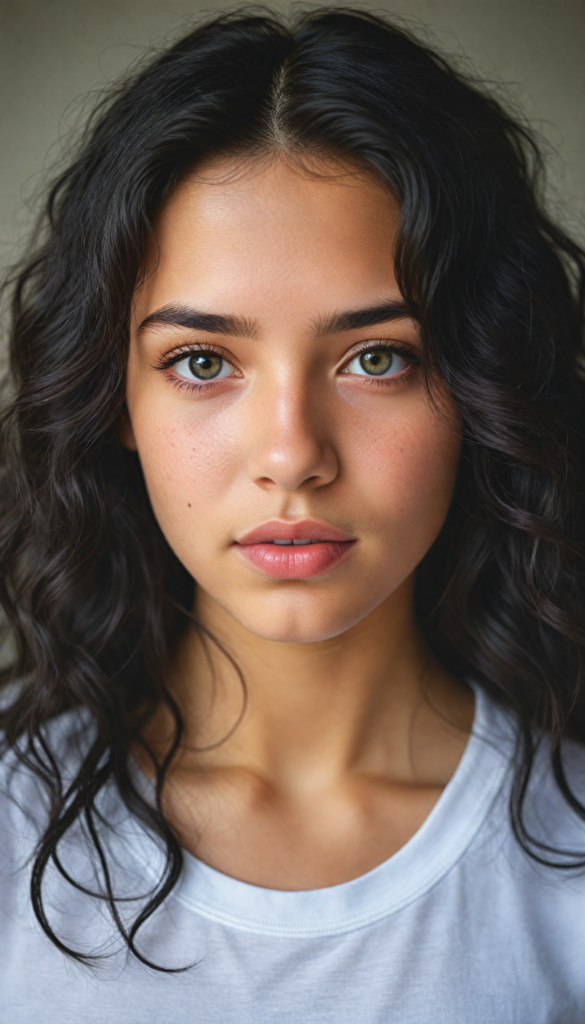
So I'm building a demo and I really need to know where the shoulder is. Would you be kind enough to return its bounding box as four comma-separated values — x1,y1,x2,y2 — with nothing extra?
476,687,585,846
528,732,585,855
477,692,585,898
453,692,585,999
0,707,95,865
468,688,585,893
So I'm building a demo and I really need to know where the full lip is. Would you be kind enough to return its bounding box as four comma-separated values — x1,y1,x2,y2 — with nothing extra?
234,519,356,579
235,519,355,546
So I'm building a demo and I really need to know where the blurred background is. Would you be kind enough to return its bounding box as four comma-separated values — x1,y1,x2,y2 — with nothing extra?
1,0,584,271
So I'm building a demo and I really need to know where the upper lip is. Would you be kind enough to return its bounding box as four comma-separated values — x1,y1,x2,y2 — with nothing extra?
236,519,355,545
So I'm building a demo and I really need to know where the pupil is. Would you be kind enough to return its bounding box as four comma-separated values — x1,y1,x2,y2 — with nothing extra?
360,349,392,376
189,353,222,380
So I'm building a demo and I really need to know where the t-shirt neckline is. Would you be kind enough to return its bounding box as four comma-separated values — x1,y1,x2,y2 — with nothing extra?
145,686,514,937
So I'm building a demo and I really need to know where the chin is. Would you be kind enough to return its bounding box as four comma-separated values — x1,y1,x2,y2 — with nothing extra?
231,594,373,645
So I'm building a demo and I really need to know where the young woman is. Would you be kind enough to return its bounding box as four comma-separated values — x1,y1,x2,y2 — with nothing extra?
1,8,584,1021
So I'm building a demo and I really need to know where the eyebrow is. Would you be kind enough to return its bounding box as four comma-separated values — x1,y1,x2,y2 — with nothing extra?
137,298,413,340
313,300,413,336
137,304,260,338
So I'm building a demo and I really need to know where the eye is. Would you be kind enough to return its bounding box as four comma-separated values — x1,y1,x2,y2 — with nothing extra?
173,351,235,382
345,347,408,378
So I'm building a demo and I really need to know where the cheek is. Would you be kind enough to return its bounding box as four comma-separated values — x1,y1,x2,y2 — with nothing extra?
132,403,241,547
348,400,460,547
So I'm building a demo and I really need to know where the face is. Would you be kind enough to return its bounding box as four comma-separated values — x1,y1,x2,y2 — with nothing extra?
125,155,461,643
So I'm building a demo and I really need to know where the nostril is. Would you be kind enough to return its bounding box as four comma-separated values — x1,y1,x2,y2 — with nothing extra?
248,439,338,493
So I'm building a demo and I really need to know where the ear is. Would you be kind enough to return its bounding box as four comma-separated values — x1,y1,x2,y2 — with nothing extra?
118,404,138,451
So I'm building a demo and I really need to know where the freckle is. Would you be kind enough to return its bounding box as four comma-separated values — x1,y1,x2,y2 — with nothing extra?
187,503,192,508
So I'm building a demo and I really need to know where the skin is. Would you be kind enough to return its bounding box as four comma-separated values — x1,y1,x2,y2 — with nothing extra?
123,154,474,889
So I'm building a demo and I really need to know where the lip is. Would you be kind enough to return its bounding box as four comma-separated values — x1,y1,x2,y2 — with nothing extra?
235,519,356,579
237,519,353,545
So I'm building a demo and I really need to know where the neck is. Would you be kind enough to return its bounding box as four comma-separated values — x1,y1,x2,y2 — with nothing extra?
160,577,472,793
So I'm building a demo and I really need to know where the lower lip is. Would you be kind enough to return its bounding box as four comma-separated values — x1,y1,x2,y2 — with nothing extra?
236,541,355,579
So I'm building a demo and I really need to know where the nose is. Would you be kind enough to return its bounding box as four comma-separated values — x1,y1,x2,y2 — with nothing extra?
245,377,338,492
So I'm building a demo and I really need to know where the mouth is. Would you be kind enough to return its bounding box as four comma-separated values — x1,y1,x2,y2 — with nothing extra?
235,519,356,579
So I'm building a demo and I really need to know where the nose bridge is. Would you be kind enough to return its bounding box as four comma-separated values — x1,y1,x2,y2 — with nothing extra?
247,364,337,491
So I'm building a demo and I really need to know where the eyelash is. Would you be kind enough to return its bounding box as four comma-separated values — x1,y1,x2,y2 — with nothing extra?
341,342,419,388
153,342,420,393
153,345,237,394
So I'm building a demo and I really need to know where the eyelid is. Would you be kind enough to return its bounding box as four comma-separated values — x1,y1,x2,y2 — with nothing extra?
339,340,420,372
152,339,420,376
152,341,239,372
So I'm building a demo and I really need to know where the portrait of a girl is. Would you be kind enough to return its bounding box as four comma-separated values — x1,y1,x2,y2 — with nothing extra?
1,8,584,1021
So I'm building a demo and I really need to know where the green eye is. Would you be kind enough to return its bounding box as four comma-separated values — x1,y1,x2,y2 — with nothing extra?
344,350,407,382
188,353,223,380
359,350,394,376
172,350,235,384
345,346,408,379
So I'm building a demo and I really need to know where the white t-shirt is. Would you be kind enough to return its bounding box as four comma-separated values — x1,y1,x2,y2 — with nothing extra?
1,686,585,1023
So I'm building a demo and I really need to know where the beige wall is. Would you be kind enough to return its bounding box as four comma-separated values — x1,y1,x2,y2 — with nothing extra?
1,0,584,268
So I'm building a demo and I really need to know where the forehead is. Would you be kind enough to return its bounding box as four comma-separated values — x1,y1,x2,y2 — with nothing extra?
134,155,401,329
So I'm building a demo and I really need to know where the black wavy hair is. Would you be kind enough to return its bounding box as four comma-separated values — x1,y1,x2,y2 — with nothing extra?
1,6,585,969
